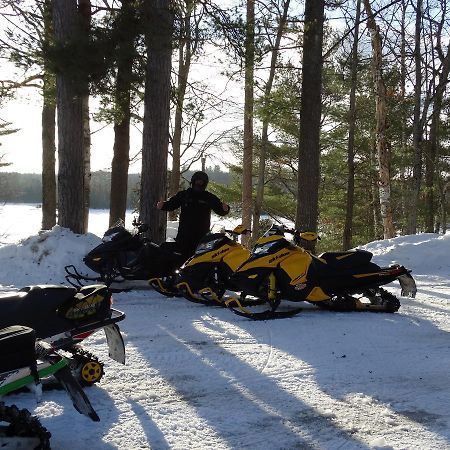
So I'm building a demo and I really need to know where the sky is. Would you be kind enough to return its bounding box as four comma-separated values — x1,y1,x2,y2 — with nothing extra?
1,205,450,449
0,46,243,175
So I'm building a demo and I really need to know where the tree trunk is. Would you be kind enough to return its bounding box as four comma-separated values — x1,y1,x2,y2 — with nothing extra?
140,0,173,243
342,0,361,251
41,0,56,231
296,0,325,253
363,0,395,239
370,141,381,239
169,1,193,221
54,0,85,234
408,0,423,234
253,0,290,243
241,0,255,248
109,0,135,227
41,77,56,231
79,0,91,232
424,43,450,232
399,0,408,234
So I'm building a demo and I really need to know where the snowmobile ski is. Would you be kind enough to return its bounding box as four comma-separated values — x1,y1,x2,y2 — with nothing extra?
225,296,303,320
52,364,99,421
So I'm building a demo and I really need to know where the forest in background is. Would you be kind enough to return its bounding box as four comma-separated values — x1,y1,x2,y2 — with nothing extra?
0,166,231,208
1,0,450,252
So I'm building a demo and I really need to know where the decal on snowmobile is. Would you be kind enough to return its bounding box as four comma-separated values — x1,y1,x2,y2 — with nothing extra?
63,293,106,319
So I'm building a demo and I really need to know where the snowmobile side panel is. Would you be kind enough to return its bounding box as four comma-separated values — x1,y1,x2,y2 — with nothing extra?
279,251,311,285
0,359,66,397
52,365,100,422
104,324,125,364
305,287,330,301
222,246,250,271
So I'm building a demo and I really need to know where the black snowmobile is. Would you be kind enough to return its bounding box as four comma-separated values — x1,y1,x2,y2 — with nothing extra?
225,224,417,320
0,284,126,385
65,219,186,292
0,325,99,449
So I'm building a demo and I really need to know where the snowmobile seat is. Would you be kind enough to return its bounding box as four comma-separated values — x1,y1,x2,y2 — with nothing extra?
318,249,373,269
0,325,36,373
0,285,77,337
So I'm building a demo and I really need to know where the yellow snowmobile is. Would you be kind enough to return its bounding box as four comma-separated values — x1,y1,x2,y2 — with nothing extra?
174,225,257,306
225,224,417,320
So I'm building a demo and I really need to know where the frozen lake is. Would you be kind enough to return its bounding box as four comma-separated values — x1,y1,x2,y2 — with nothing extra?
0,203,137,243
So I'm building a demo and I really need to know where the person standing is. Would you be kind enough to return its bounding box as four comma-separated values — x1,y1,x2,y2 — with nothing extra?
157,171,230,259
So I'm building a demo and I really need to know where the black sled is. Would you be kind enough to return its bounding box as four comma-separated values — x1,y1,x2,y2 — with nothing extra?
0,284,126,385
65,219,186,292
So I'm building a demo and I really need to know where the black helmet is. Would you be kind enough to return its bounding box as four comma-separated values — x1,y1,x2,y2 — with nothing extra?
191,171,209,190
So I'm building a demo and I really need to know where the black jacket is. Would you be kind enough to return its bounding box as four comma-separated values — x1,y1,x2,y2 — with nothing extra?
161,188,229,254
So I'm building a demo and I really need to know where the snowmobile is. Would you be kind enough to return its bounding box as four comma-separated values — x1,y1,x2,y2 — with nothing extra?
225,224,417,320
1,325,99,449
0,284,126,385
65,219,185,292
172,224,260,306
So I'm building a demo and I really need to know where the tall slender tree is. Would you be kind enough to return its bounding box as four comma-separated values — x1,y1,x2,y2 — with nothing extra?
296,0,325,252
241,0,255,247
425,42,450,232
363,0,395,239
253,0,290,242
343,0,361,250
169,0,197,220
109,0,138,227
41,0,56,230
53,0,86,234
408,0,423,234
139,0,174,243
79,0,91,232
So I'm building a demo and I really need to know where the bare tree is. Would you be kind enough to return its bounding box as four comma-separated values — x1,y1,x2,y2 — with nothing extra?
253,0,291,242
169,0,201,220
363,0,395,239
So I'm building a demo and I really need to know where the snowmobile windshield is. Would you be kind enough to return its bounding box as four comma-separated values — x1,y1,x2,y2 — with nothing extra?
250,237,291,259
102,227,132,243
194,233,229,255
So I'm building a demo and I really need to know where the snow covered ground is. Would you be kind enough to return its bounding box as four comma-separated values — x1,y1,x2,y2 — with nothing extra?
1,205,450,450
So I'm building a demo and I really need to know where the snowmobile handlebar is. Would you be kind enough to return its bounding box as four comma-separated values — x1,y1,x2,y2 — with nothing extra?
132,218,149,234
283,227,320,242
225,225,251,236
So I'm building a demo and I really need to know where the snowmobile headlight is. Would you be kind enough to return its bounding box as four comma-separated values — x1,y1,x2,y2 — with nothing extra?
195,238,222,255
